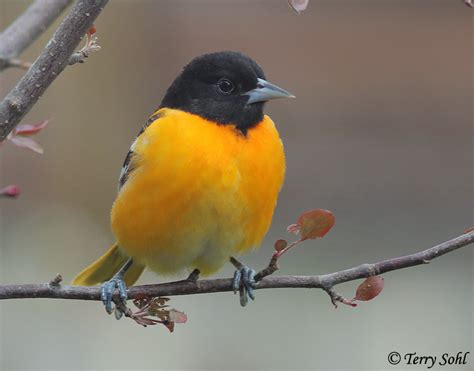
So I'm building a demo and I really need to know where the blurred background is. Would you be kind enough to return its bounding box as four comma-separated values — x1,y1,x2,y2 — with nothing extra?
0,0,472,370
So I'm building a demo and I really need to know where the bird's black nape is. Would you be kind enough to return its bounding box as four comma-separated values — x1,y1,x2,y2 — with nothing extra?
159,51,266,134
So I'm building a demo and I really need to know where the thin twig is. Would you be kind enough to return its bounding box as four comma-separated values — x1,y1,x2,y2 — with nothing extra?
254,239,301,281
0,231,472,304
0,0,109,141
322,287,357,308
0,0,73,71
254,254,279,281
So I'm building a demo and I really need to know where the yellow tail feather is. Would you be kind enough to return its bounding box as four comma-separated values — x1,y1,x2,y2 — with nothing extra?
72,242,145,286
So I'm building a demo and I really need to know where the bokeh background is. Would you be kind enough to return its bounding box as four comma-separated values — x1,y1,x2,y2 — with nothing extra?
0,0,472,370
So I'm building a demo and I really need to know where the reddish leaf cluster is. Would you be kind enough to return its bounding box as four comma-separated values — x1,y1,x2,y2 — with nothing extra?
275,208,335,257
130,296,187,331
6,119,49,154
274,207,384,307
1,120,49,199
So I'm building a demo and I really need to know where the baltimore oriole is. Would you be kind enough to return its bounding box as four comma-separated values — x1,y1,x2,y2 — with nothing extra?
72,51,294,313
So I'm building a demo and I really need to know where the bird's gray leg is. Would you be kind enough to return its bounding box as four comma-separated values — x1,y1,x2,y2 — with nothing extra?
230,256,257,307
100,258,133,318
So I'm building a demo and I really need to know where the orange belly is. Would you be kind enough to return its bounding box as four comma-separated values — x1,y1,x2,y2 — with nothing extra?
111,108,285,276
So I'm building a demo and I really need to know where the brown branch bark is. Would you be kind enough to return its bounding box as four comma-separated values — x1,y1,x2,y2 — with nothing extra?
0,0,109,141
0,0,73,71
0,231,472,303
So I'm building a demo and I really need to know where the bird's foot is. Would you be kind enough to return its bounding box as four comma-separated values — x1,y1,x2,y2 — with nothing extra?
231,257,258,307
100,274,128,319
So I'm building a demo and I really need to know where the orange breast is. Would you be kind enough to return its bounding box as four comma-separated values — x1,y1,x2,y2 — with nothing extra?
111,108,285,276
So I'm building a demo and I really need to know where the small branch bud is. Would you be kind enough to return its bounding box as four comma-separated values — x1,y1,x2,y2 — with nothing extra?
49,274,63,288
69,26,101,65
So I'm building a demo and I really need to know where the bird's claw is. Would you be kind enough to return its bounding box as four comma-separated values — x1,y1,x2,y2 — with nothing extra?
232,265,257,307
100,275,128,317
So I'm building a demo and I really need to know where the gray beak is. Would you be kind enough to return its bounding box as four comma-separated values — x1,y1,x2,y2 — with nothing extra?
244,78,295,104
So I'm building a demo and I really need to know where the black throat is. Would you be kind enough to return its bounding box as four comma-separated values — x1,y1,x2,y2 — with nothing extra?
160,90,264,135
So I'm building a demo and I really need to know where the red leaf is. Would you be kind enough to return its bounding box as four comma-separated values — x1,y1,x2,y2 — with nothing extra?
353,276,384,301
0,185,21,198
9,135,43,154
274,239,288,252
14,119,49,136
296,209,335,240
288,0,309,14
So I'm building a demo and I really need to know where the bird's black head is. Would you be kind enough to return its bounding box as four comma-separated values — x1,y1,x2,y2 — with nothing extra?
160,51,294,134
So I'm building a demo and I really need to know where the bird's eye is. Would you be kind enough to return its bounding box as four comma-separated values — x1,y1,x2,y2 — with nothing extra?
217,78,234,94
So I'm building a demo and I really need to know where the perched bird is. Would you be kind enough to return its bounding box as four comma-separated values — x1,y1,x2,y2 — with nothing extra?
72,51,294,313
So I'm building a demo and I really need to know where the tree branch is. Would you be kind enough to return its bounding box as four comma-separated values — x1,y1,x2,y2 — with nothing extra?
0,231,472,303
0,0,109,141
0,0,73,71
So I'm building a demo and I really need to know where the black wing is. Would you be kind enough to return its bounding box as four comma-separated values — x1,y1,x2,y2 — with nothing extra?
117,111,162,191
